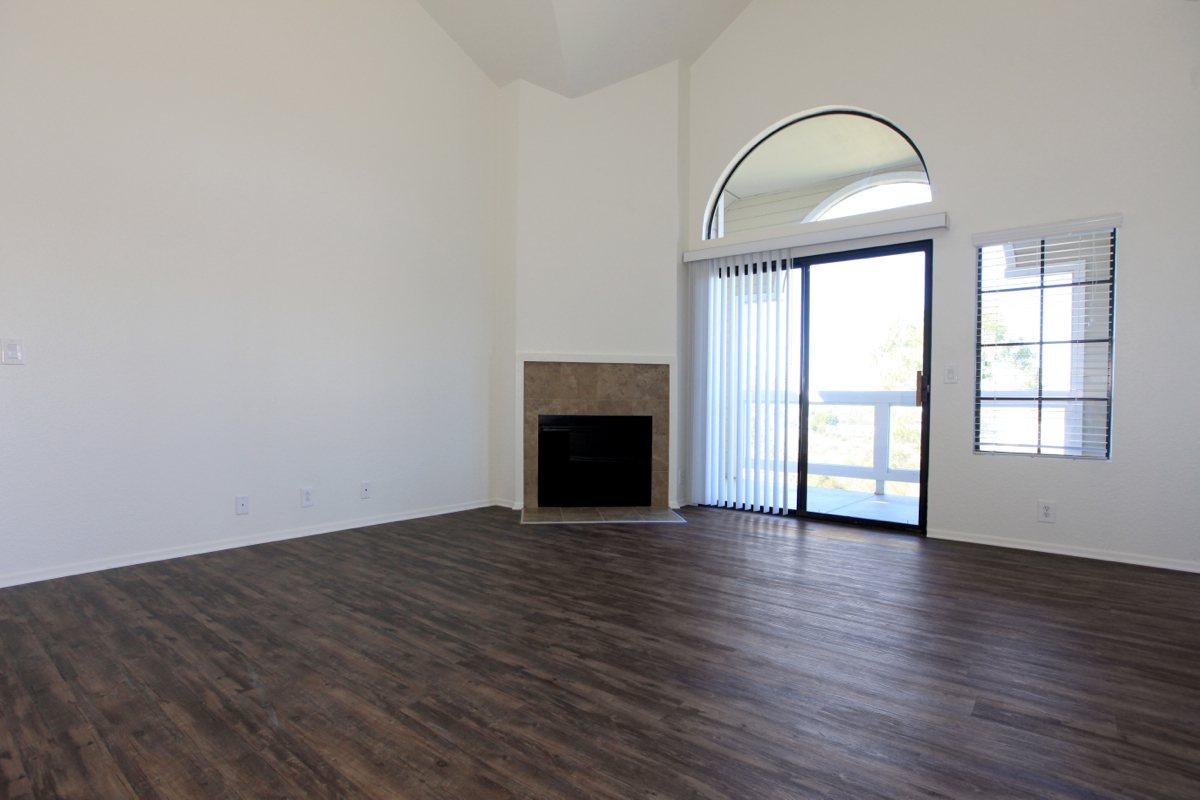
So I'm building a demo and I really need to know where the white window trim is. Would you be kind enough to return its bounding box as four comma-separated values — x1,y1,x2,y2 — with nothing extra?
683,210,947,263
972,214,1123,248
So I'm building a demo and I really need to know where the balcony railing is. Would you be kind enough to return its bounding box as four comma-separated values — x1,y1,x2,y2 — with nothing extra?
808,390,920,495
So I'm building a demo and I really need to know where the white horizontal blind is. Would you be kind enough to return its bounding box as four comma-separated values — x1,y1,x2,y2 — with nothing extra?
975,227,1116,458
699,249,800,513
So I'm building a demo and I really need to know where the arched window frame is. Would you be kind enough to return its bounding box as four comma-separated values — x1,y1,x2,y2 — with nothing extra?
702,108,931,241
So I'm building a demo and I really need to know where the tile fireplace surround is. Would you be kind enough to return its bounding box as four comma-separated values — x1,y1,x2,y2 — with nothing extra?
523,361,669,510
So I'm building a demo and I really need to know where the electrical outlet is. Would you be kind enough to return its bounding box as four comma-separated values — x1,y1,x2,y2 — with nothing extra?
1,339,24,366
301,488,314,508
1037,500,1056,524
235,495,250,516
943,365,959,384
360,482,371,500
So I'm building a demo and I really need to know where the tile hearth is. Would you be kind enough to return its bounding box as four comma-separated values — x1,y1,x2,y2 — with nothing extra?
521,507,685,525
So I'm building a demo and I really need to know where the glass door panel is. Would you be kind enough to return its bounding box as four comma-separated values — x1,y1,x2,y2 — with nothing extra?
800,245,930,528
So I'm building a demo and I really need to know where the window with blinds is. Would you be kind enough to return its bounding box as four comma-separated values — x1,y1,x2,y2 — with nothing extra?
975,227,1116,458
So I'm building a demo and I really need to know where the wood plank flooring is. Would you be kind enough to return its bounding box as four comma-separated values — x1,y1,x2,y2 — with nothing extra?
1,505,1198,798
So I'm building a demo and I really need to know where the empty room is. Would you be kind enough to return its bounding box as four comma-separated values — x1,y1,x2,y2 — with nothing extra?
2,0,1199,797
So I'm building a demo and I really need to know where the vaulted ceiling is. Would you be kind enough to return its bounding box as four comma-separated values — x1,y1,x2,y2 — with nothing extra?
416,0,751,97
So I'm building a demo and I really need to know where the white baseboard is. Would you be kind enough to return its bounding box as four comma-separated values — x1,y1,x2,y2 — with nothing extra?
927,528,1200,574
0,499,502,591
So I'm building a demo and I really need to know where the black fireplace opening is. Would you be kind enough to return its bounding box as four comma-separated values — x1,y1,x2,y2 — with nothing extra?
538,415,652,507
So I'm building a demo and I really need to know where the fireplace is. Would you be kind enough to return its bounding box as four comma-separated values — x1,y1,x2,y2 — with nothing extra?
523,360,669,509
538,415,652,507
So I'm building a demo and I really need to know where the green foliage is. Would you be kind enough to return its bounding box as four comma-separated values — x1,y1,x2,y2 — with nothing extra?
979,309,1037,389
805,320,924,492
871,321,923,391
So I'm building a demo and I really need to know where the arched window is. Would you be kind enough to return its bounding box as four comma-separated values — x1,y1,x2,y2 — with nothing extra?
704,110,931,240
804,172,932,223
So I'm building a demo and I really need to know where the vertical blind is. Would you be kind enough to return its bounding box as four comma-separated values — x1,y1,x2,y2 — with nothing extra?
691,249,800,514
975,227,1117,458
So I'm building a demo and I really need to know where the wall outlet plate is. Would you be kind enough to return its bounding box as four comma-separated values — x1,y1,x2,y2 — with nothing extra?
1,339,25,366
1037,500,1056,523
235,495,250,516
943,365,959,384
301,488,314,508
360,482,371,500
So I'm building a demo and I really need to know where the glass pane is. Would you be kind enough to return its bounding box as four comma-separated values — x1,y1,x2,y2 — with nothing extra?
980,288,1041,344
1045,230,1113,282
1040,399,1109,457
978,395,1108,456
809,475,876,495
1042,341,1111,397
980,344,1039,394
816,182,932,222
804,250,925,526
889,406,922,470
807,405,874,467
1043,283,1111,339
1042,285,1073,340
978,401,1039,452
711,112,929,239
980,241,1040,291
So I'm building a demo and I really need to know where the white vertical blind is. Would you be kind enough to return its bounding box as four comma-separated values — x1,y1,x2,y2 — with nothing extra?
692,249,799,513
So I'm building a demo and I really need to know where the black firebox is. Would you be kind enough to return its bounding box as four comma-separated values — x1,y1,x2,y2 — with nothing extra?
538,415,652,507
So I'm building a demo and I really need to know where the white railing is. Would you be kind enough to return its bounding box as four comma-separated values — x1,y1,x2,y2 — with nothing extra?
807,390,920,495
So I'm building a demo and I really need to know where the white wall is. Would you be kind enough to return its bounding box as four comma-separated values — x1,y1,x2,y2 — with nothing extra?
513,64,682,355
3,0,1196,585
488,83,520,506
688,0,1200,569
0,0,502,587
489,62,686,506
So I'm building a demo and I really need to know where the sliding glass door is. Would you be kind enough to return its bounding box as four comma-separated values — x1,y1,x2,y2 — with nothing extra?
797,242,931,529
696,240,931,531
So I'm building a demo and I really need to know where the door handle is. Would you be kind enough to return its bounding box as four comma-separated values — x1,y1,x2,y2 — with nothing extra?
916,370,925,402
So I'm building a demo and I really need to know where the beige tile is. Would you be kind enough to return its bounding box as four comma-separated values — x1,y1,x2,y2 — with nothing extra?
639,508,685,523
523,362,556,399
523,360,671,514
652,432,669,471
597,365,632,401
560,507,603,522
599,507,643,522
650,470,668,508
562,363,595,401
521,507,562,524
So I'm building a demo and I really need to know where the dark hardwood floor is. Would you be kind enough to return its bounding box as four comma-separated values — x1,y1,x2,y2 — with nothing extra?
1,506,1198,799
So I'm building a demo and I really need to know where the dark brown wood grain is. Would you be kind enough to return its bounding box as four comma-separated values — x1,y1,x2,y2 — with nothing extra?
1,506,1197,798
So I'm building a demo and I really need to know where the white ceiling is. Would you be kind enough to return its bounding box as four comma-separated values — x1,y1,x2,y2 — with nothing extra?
416,0,751,97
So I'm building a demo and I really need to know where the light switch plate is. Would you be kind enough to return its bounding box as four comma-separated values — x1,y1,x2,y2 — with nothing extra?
1,339,24,365
943,365,959,384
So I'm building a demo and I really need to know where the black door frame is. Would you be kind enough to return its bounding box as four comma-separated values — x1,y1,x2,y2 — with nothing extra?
792,239,933,535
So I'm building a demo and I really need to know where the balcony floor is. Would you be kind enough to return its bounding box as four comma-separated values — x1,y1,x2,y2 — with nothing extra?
805,486,919,525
